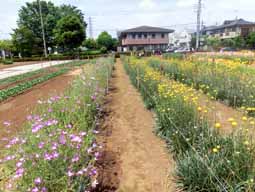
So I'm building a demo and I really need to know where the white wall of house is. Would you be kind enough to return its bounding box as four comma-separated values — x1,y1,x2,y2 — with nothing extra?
169,30,192,48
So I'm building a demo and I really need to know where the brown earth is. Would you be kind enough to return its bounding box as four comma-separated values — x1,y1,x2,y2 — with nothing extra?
0,68,81,145
97,60,176,192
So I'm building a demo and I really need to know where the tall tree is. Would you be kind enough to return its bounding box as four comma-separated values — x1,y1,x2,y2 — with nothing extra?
54,16,85,51
12,26,38,57
97,31,114,50
13,1,87,56
83,38,98,50
17,1,58,51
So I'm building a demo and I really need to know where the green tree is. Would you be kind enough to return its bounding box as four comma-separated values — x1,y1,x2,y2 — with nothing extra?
17,1,58,51
54,16,85,51
222,38,235,47
247,32,255,49
97,31,114,50
12,26,38,57
0,40,14,59
83,38,97,50
233,36,246,49
13,1,87,56
205,37,221,50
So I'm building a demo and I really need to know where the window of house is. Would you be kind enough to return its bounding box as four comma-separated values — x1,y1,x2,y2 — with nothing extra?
132,34,136,39
152,34,156,39
144,34,147,39
138,33,142,39
161,34,165,38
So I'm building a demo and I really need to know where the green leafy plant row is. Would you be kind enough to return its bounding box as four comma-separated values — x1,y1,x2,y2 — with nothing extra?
0,69,69,102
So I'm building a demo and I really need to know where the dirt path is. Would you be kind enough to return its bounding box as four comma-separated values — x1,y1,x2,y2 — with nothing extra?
0,68,81,145
98,60,175,192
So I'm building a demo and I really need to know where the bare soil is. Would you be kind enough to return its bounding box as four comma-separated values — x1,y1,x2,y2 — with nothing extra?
0,68,81,146
97,60,176,192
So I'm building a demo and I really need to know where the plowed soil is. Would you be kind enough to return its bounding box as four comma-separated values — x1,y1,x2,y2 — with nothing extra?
97,60,176,192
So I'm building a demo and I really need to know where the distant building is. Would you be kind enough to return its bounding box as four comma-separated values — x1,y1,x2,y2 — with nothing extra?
169,30,192,49
119,26,174,52
201,19,255,39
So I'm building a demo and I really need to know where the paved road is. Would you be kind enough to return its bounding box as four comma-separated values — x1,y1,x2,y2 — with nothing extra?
0,60,71,80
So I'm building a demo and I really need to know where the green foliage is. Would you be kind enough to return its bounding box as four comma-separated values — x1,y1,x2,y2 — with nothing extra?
13,1,87,56
54,15,85,50
222,38,235,47
100,46,107,54
205,37,221,50
97,31,114,51
83,38,98,50
247,32,255,49
0,40,14,52
2,59,14,65
12,26,38,57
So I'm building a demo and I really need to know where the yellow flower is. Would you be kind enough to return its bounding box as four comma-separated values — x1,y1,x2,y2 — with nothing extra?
212,148,219,153
244,141,249,145
228,118,235,122
250,121,255,125
215,123,221,129
216,145,221,149
242,116,248,121
197,107,202,112
231,122,238,127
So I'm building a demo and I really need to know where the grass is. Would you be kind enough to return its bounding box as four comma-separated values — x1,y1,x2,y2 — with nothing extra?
0,57,114,192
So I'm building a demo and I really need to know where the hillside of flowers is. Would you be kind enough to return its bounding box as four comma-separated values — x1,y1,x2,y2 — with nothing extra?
122,56,255,191
0,57,114,192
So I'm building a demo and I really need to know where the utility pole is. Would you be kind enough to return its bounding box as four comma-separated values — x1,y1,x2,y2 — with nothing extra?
196,0,202,51
38,0,48,58
89,17,93,38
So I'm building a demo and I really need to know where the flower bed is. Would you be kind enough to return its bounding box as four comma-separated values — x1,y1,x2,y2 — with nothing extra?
123,56,255,191
148,56,255,116
0,57,114,192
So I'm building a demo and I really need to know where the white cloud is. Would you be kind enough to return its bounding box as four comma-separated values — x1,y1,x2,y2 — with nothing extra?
139,0,156,9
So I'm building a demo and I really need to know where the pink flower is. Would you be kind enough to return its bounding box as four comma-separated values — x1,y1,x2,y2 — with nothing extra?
38,142,45,149
34,177,42,185
70,135,82,143
59,134,66,145
16,161,23,168
3,121,11,126
67,170,74,177
71,154,80,163
31,187,39,192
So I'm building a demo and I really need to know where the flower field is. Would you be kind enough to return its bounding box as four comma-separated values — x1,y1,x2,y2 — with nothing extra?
122,56,255,191
0,57,114,192
151,55,255,116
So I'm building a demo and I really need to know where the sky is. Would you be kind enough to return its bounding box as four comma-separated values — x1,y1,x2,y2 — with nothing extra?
0,0,255,39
